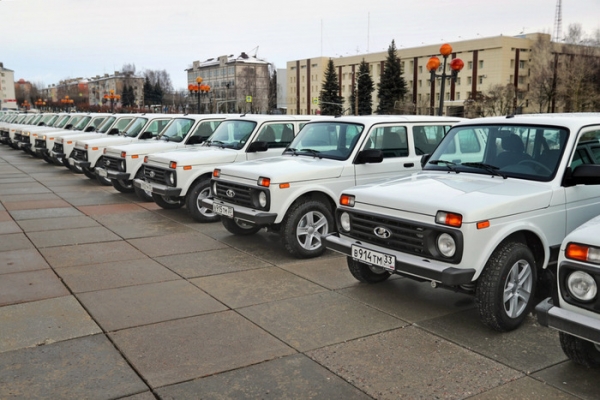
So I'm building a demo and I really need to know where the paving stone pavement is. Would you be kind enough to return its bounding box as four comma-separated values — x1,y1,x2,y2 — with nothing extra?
0,146,598,400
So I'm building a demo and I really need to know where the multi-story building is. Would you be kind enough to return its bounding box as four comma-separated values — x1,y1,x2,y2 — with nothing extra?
286,33,593,116
0,62,17,110
186,52,271,114
87,72,144,108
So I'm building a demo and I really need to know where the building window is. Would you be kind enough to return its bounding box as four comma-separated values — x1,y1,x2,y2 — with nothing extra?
418,80,422,88
479,76,484,84
468,61,473,70
418,66,423,73
510,60,515,68
455,77,461,85
479,60,484,69
519,60,526,69
466,91,471,99
456,92,461,100
467,77,472,84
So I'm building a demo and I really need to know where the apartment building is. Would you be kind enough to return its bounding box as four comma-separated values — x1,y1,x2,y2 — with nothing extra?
87,72,144,108
186,52,271,114
286,33,575,116
0,63,17,110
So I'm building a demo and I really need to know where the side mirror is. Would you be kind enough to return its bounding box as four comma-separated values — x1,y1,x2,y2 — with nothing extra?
139,131,153,140
570,164,600,185
84,126,95,132
65,124,73,129
421,154,432,168
247,141,269,153
108,128,119,135
186,135,206,145
355,149,383,164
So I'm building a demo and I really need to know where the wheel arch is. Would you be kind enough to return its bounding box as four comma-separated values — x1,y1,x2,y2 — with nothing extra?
285,190,337,218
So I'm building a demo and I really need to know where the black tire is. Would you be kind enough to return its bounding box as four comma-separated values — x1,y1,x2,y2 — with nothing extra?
347,256,391,283
186,178,219,222
475,241,537,332
133,170,153,202
559,332,600,368
112,178,134,193
82,166,97,180
152,193,185,209
281,199,334,259
222,216,261,236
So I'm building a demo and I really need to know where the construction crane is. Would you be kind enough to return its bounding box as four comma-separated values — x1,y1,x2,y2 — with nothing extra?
553,0,563,42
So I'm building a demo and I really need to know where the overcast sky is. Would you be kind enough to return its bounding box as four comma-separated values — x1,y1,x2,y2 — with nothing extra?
1,0,599,91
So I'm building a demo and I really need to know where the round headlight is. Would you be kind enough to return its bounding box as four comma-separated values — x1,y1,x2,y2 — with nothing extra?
437,233,456,257
167,172,175,185
567,271,597,302
340,212,351,232
258,191,267,208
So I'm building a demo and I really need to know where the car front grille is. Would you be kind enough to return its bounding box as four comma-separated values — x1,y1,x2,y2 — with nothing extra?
35,139,46,149
143,165,168,185
53,143,64,153
102,156,121,171
214,181,254,208
72,148,87,161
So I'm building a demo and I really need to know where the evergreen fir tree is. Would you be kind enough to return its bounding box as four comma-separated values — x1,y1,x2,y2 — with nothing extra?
319,59,344,116
349,60,375,115
153,80,164,105
377,40,408,114
143,77,153,106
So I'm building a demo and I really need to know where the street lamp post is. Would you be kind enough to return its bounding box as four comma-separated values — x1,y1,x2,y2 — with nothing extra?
22,100,31,112
103,89,120,113
426,43,464,116
188,77,211,114
60,96,74,112
34,98,46,111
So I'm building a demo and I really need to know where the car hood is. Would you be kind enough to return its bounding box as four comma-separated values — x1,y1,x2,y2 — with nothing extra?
350,172,554,223
219,155,344,183
149,146,238,166
106,140,181,156
76,136,134,148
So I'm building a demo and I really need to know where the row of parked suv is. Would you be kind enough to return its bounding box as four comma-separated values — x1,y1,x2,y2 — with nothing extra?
2,110,600,368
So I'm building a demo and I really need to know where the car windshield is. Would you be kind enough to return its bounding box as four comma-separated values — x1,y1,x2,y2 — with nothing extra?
424,124,570,181
67,116,83,128
96,116,117,133
123,117,148,137
112,117,135,133
284,122,364,160
73,116,92,130
158,118,194,143
42,114,58,126
206,120,257,149
54,115,72,128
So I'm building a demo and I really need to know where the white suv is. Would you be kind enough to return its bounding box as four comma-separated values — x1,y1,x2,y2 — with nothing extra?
325,114,600,332
69,114,174,184
205,116,463,258
97,114,228,199
536,215,600,367
134,114,314,218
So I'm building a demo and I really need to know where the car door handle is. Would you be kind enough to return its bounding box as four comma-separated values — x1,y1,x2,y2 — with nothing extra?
404,163,414,168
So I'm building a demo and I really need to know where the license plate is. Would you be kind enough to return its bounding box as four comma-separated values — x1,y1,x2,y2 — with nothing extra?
97,168,107,177
214,203,234,218
140,181,153,193
351,245,395,271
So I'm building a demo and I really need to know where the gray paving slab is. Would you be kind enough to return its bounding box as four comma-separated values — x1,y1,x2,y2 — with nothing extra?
416,308,568,373
155,248,271,278
0,192,61,203
77,280,228,331
338,278,476,323
127,231,227,257
9,207,83,220
56,258,180,293
0,269,70,306
40,241,147,269
0,232,34,251
63,193,135,206
27,226,122,248
2,198,72,211
91,210,196,239
468,376,578,399
0,248,49,275
307,326,523,400
16,215,100,232
110,311,295,388
238,291,406,352
191,266,327,309
0,220,22,234
533,360,600,400
0,334,148,400
0,296,101,353
156,353,372,400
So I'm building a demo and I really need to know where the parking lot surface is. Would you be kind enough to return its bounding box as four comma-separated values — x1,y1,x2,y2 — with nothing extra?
0,145,598,400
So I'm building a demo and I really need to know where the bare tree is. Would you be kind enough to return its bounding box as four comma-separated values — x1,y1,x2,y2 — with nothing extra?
529,34,555,112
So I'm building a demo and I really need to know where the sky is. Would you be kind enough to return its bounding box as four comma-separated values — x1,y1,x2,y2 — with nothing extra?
1,0,599,91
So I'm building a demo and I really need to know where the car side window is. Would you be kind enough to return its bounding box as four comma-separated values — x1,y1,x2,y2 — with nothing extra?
255,123,295,148
570,130,600,168
367,126,408,158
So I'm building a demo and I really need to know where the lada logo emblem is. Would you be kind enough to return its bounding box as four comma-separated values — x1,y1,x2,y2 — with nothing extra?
374,226,391,239
226,189,236,198
104,158,110,166
148,171,156,178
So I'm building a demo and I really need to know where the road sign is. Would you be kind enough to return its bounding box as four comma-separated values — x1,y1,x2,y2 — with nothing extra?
246,96,253,103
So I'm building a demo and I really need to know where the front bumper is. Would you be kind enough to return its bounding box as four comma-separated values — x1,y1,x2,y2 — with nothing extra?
71,159,91,169
133,179,182,197
34,147,49,156
325,233,476,286
202,198,278,225
106,170,130,180
536,298,600,344
49,150,65,163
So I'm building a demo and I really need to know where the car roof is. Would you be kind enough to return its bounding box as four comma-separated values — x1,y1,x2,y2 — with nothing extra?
458,113,600,130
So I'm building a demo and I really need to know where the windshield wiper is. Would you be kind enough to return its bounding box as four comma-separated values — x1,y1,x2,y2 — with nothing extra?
299,148,322,158
207,140,225,148
283,147,298,155
462,162,507,179
429,159,459,173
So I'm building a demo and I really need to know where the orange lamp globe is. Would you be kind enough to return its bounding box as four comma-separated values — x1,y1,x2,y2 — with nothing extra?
426,56,441,72
440,43,453,56
450,58,465,71
196,77,203,84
